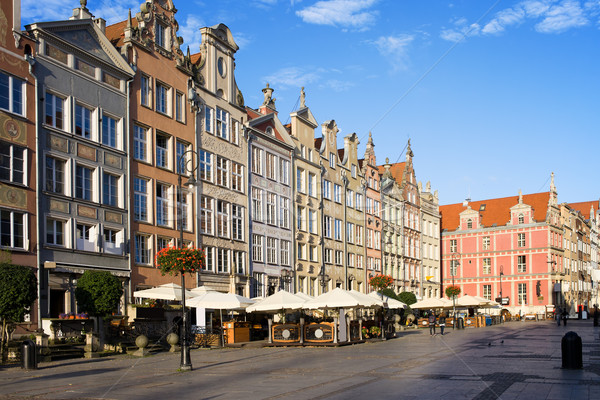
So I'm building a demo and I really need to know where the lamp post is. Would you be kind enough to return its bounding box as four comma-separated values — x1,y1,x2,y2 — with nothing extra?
281,269,292,292
320,266,329,292
451,252,461,329
177,149,198,372
499,265,504,302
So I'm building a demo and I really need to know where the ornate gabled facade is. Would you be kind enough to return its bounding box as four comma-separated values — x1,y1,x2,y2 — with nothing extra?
569,201,600,308
378,140,422,296
107,0,199,296
419,181,440,299
440,175,563,314
288,88,323,295
246,85,294,297
1,0,38,330
360,133,379,291
28,1,134,317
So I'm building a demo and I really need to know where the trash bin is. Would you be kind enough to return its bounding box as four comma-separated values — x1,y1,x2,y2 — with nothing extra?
485,316,492,326
456,317,464,329
21,340,37,370
561,331,582,369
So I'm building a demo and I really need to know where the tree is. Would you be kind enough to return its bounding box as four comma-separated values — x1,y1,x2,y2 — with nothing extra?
398,291,417,306
0,263,37,363
379,288,399,300
75,271,123,317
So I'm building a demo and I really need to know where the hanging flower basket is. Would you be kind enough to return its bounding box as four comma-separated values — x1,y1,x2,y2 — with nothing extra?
369,274,394,291
155,246,205,276
445,285,461,299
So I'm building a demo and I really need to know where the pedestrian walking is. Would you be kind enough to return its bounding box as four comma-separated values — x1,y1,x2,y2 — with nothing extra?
556,308,561,326
428,310,436,336
438,312,447,336
562,309,568,326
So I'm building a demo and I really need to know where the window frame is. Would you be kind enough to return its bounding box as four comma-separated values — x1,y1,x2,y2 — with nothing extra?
0,72,24,116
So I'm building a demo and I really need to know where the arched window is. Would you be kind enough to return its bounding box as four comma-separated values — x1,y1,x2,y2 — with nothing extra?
467,219,473,229
518,214,524,224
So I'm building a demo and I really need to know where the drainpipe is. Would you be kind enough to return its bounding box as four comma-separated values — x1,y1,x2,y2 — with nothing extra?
125,76,134,313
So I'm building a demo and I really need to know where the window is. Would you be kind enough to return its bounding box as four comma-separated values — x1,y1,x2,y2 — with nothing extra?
75,104,92,139
335,250,343,265
308,209,317,234
323,180,331,200
367,229,373,248
252,234,263,262
333,184,341,203
251,147,263,175
233,250,245,274
308,172,316,197
216,200,229,238
155,22,166,47
280,159,289,185
374,231,381,250
45,156,64,193
310,245,318,262
347,222,354,243
374,258,381,271
266,192,277,225
217,248,229,273
450,239,457,253
356,255,363,269
518,283,527,305
279,197,289,229
133,125,149,161
355,193,363,211
518,213,524,224
104,228,122,255
156,183,171,226
297,206,305,231
334,218,342,241
266,153,276,180
176,141,190,175
346,190,354,208
0,209,24,249
46,218,64,246
175,91,184,122
297,243,306,260
483,236,490,250
204,106,213,133
356,225,363,244
229,162,244,192
215,108,229,140
252,188,262,222
140,75,151,106
199,150,212,181
231,120,240,145
102,172,119,207
102,114,118,148
0,143,24,184
216,156,229,187
300,145,306,159
134,177,149,222
483,258,491,274
232,204,244,240
296,167,305,193
45,93,64,129
518,255,526,273
374,201,380,215
483,285,491,301
0,72,24,115
280,240,290,266
351,164,356,178
324,248,332,264
267,237,277,264
203,247,214,272
366,198,373,214
324,216,332,238
200,196,213,234
518,233,526,247
177,187,189,231
450,260,459,276
329,152,336,168
156,82,169,114
76,223,95,251
467,219,473,229
156,133,169,168
75,165,93,201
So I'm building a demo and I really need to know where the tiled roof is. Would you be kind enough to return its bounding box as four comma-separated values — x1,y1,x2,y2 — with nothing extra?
190,52,202,65
569,201,599,220
440,192,550,232
106,19,131,47
337,148,344,161
314,137,322,150
377,161,406,185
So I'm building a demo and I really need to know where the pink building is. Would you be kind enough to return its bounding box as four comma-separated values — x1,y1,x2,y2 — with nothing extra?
440,178,562,315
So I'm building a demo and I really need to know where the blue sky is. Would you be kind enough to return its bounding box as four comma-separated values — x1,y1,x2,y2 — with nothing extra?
22,0,600,206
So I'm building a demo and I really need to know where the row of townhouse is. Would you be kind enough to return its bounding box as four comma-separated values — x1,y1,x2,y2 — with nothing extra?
439,175,600,315
2,0,442,333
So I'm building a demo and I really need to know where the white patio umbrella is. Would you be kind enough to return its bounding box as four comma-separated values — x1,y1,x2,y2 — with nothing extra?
189,285,217,296
368,292,407,309
302,288,382,309
133,283,194,301
411,297,453,309
456,295,488,307
295,292,314,301
246,290,307,313
187,292,255,347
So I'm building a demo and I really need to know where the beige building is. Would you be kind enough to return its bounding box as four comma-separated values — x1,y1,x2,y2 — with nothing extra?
419,181,440,298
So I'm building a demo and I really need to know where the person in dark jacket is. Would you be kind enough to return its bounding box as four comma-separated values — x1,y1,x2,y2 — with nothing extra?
428,310,436,336
438,312,447,335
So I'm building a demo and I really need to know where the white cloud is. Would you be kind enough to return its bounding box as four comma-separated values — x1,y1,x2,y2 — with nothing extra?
370,34,414,71
441,0,592,41
320,79,354,92
440,20,481,43
179,14,205,53
296,0,379,30
263,66,323,88
21,0,141,26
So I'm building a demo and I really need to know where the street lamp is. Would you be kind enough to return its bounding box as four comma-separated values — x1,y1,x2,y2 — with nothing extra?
281,269,292,292
451,252,461,329
499,265,504,302
177,149,198,372
320,266,329,293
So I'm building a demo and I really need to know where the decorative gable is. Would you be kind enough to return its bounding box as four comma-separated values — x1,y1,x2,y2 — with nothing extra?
459,206,481,230
509,190,534,225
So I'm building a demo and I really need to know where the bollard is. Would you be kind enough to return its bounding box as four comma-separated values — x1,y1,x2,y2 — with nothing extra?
21,340,37,370
457,317,465,330
561,331,583,369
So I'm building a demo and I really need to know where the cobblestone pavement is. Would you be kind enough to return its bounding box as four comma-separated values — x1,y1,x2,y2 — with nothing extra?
1,320,599,399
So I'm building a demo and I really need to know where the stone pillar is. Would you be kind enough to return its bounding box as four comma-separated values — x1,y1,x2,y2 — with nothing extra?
267,318,273,344
299,317,304,344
